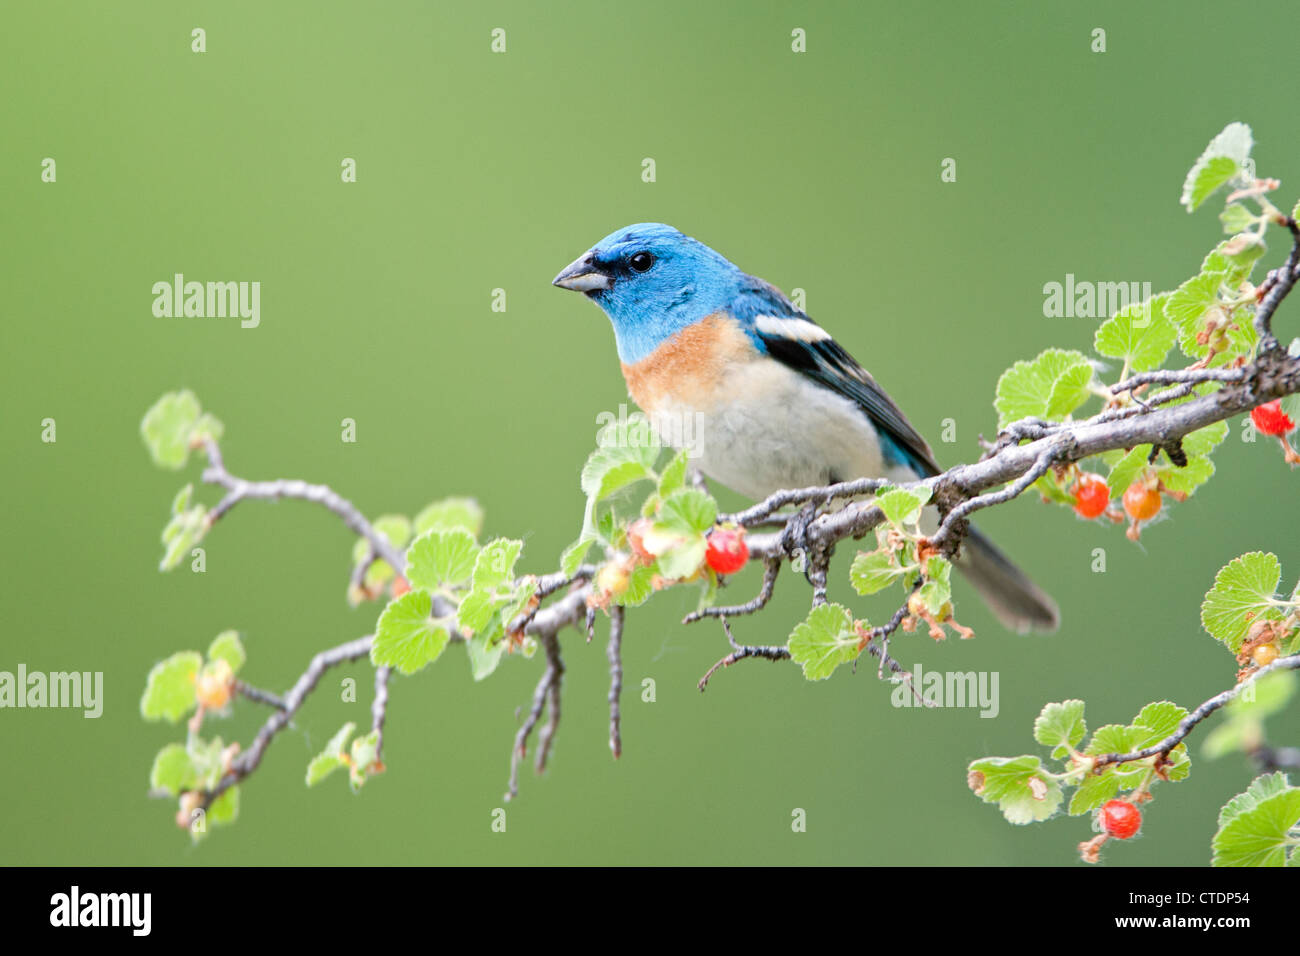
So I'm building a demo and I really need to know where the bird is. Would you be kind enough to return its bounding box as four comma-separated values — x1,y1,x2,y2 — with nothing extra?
552,223,1059,633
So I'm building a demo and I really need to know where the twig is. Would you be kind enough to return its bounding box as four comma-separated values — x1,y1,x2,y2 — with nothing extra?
930,440,1069,552
720,477,886,527
506,631,564,800
205,635,374,805
1252,217,1300,351
201,439,407,573
607,606,624,759
1091,653,1300,769
697,617,792,691
683,559,780,624
371,666,391,761
234,680,287,710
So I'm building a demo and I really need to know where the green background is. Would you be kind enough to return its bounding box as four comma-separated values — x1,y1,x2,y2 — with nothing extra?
2,0,1297,866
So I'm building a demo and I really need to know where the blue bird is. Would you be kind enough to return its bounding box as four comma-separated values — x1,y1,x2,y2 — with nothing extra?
553,223,1058,632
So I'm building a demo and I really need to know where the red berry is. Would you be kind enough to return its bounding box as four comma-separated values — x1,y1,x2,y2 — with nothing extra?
1122,481,1161,522
705,526,748,575
1071,475,1110,519
1100,799,1141,839
1252,400,1296,437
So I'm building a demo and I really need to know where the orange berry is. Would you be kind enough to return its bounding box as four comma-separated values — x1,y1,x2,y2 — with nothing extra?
1122,481,1162,522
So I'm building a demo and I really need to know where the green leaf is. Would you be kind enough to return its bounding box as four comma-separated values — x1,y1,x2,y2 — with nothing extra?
1166,270,1257,365
1182,420,1230,458
159,503,208,572
140,651,202,722
850,549,905,595
191,412,224,445
1133,701,1188,745
1220,203,1257,234
788,603,859,681
456,588,498,633
1201,552,1284,653
499,579,538,624
1085,723,1144,757
657,449,690,499
209,785,239,826
1183,157,1241,213
994,349,1093,428
349,730,380,789
1165,271,1223,332
1068,771,1121,816
967,756,1063,825
874,485,932,526
371,591,450,674
1218,772,1292,827
1106,445,1151,498
1158,455,1215,496
207,631,246,674
140,390,202,469
583,454,653,502
613,564,658,608
917,556,952,615
405,528,479,593
413,497,484,538
658,488,717,534
466,629,508,681
473,538,523,591
306,722,355,786
150,744,198,795
1034,700,1087,759
1094,295,1177,373
1212,780,1300,866
647,529,705,580
1180,122,1253,213
560,534,597,577
581,422,661,501
1209,234,1268,285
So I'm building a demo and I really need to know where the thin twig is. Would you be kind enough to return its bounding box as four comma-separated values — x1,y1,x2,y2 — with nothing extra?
201,439,407,573
1091,653,1300,769
607,606,624,759
506,632,564,800
371,666,391,761
205,635,374,805
684,558,780,624
234,680,287,710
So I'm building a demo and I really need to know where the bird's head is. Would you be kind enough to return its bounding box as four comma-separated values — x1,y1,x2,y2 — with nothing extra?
552,223,743,363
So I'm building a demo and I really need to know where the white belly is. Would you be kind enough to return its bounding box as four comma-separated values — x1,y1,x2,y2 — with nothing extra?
652,360,916,501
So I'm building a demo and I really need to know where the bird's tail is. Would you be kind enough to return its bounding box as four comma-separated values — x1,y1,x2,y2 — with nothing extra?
954,527,1059,634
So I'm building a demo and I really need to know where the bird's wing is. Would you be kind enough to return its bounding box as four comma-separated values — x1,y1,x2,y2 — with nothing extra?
732,278,942,478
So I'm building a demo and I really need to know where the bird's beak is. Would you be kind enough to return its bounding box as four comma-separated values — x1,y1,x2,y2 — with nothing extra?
552,253,612,292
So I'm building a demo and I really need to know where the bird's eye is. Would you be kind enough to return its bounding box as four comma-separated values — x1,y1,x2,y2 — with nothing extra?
629,251,655,273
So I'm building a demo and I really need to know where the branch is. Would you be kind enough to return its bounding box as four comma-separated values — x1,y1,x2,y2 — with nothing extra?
202,439,407,573
1091,653,1300,770
205,635,374,804
697,616,792,691
506,631,564,801
607,605,624,758
372,666,391,762
159,222,1300,811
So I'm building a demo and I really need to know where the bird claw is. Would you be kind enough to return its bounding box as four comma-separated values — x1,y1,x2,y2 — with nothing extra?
781,502,821,584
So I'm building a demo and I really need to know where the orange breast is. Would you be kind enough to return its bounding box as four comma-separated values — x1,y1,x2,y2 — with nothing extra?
620,313,754,413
